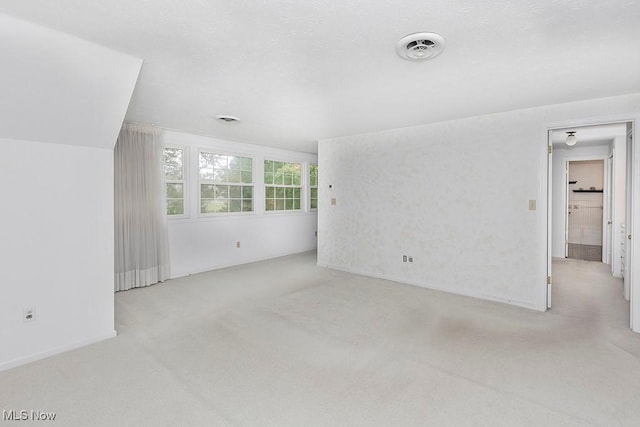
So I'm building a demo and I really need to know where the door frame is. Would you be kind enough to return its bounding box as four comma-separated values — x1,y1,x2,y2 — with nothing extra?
625,128,633,300
541,113,640,332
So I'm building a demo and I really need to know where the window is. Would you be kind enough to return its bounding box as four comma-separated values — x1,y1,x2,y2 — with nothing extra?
199,152,253,214
163,147,185,216
264,160,301,211
309,164,318,210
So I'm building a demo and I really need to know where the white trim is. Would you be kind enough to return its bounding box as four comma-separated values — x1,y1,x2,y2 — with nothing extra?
317,263,542,311
630,120,640,332
606,154,614,267
0,330,117,372
541,113,640,333
544,114,635,131
164,145,189,219
547,132,552,308
264,158,303,212
162,130,318,220
263,210,305,215
540,129,551,311
171,249,317,279
197,148,256,217
309,163,318,212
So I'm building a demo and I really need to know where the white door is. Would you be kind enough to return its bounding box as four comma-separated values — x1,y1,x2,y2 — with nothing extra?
547,138,553,308
625,131,632,300
606,155,613,264
564,160,570,258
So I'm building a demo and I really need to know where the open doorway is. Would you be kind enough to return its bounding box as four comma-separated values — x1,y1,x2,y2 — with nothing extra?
547,120,634,329
566,160,605,262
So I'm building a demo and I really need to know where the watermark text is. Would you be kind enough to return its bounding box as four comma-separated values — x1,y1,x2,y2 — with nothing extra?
3,409,56,421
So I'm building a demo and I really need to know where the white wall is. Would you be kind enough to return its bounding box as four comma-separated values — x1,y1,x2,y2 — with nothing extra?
0,14,141,370
552,146,610,257
568,160,604,198
0,138,115,371
164,130,318,277
318,93,640,312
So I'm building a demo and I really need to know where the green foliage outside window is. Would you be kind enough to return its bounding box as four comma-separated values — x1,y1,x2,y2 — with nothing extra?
164,148,185,215
200,153,253,214
309,164,318,209
265,160,301,211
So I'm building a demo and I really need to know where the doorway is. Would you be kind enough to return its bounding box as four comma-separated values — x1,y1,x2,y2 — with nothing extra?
545,119,638,332
566,160,605,261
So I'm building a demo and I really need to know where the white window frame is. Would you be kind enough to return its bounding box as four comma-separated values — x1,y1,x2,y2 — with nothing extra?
164,145,188,219
264,159,303,213
198,149,255,216
309,163,318,211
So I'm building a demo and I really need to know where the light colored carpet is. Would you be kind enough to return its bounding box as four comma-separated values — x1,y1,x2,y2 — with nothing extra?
1,253,639,426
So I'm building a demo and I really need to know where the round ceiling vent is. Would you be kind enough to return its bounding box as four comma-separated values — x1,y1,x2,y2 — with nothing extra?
396,32,446,62
216,115,240,123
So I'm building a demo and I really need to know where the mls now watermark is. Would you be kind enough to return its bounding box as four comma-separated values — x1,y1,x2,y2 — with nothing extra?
3,409,57,421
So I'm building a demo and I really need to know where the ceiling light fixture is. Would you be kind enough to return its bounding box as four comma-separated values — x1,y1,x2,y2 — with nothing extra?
565,131,577,146
396,32,446,62
216,115,240,123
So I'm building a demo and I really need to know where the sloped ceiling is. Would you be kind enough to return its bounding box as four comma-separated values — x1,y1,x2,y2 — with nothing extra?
1,1,639,153
0,13,142,149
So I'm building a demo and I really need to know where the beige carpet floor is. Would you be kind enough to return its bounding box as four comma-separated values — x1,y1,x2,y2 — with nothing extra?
1,253,639,426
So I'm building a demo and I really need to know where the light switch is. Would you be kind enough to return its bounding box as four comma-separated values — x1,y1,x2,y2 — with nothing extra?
331,198,337,205
529,200,536,211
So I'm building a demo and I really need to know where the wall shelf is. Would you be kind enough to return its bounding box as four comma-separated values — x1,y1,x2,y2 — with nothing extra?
572,189,603,193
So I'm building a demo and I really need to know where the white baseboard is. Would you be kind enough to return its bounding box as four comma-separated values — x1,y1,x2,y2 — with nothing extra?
0,330,117,372
171,248,317,279
316,262,542,312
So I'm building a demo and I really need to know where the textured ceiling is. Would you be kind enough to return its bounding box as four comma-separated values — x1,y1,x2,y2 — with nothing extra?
2,0,640,153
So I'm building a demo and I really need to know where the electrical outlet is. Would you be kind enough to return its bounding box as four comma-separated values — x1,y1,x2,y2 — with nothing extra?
408,256,414,263
236,241,241,248
402,255,407,262
23,307,35,323
331,198,337,205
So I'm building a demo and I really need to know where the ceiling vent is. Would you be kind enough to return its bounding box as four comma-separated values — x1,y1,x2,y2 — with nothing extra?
216,115,240,123
396,32,446,62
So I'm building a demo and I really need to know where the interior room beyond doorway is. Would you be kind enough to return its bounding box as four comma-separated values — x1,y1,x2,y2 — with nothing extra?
567,160,604,262
548,121,631,317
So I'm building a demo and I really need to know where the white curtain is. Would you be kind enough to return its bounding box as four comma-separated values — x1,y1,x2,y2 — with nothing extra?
114,122,170,291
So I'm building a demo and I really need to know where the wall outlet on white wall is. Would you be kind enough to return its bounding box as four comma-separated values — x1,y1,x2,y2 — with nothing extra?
236,241,241,248
23,307,35,322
